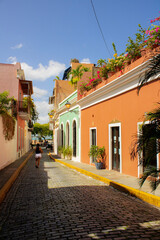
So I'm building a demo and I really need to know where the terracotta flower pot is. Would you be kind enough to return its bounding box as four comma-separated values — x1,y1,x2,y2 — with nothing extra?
108,71,115,78
140,48,146,57
115,66,121,72
102,77,107,81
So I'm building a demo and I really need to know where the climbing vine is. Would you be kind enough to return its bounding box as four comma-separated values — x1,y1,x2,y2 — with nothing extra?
2,113,15,140
0,91,16,141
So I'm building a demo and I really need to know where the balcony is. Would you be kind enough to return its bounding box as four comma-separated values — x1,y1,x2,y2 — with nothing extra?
18,101,30,120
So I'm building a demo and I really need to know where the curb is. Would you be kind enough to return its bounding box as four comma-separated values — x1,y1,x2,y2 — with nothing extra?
49,154,160,208
0,151,34,205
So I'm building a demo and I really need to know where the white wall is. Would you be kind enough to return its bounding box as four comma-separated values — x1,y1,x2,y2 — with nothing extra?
0,116,17,170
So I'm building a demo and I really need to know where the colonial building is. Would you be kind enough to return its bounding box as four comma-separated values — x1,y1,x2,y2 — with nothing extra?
57,91,80,161
78,49,160,177
0,62,33,170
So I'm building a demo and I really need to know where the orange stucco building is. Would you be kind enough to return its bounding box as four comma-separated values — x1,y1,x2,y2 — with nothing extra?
78,50,160,177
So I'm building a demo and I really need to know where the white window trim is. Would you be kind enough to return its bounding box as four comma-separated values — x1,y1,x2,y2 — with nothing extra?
109,123,122,173
89,127,97,164
137,121,159,178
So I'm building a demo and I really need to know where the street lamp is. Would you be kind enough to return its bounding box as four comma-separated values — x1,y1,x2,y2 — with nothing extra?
65,101,71,110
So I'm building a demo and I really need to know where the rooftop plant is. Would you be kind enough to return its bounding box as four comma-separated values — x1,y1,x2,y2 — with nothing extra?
79,71,102,95
144,16,160,49
79,14,160,96
69,64,90,88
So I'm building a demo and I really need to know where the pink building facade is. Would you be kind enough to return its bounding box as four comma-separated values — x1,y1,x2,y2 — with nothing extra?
0,63,33,170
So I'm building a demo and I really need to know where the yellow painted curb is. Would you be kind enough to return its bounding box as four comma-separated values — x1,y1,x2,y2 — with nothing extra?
49,154,160,208
0,151,34,205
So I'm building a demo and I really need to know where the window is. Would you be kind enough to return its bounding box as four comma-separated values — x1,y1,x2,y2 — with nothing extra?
90,128,97,163
142,123,157,169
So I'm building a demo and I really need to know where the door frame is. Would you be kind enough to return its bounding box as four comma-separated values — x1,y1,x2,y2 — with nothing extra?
109,123,122,173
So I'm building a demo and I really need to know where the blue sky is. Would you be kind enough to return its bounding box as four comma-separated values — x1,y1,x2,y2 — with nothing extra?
0,0,159,123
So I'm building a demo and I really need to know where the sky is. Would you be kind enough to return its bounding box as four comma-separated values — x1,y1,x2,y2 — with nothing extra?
0,0,159,123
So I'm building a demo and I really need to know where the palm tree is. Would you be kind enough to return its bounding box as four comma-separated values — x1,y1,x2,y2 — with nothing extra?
131,51,160,191
69,64,89,88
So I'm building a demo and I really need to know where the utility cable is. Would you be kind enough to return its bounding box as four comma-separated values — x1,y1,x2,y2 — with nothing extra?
90,0,112,58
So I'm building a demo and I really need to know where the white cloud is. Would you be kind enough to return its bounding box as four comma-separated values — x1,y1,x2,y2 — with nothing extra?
35,100,53,124
11,43,23,49
7,58,65,81
7,56,17,64
21,60,66,81
33,86,48,99
81,58,91,64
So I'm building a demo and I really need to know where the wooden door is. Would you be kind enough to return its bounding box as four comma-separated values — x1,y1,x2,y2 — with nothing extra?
112,127,120,171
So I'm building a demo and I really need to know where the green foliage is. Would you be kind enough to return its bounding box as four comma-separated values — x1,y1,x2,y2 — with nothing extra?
97,59,107,67
131,104,160,190
53,76,60,81
125,37,141,61
58,145,63,154
0,91,16,141
65,145,73,159
138,53,160,94
69,64,90,87
23,96,38,122
58,145,73,159
32,123,53,139
88,145,105,162
112,42,117,54
0,91,14,115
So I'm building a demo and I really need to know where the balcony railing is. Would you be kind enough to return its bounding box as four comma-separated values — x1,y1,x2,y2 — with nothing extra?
18,101,28,113
18,101,30,120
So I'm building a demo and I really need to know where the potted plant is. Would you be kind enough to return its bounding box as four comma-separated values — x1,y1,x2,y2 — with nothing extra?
65,145,73,160
88,145,105,169
58,145,63,158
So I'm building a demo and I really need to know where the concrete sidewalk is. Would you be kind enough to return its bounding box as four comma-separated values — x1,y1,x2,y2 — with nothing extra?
0,150,33,204
49,153,160,208
0,149,160,208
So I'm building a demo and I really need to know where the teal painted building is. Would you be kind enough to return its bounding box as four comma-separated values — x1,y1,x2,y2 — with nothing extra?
58,91,80,161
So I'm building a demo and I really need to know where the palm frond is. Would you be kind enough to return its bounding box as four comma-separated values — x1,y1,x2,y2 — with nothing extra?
139,166,160,191
138,53,160,94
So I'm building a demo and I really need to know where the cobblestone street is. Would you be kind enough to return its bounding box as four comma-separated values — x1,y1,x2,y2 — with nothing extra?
0,151,160,240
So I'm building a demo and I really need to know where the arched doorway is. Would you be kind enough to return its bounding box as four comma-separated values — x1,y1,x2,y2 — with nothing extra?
73,120,76,157
66,122,69,146
61,124,64,146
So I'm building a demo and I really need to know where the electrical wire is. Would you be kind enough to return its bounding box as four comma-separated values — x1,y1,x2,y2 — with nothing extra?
90,0,112,57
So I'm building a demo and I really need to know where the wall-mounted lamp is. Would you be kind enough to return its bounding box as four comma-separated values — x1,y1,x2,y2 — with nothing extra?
49,114,53,119
65,101,71,110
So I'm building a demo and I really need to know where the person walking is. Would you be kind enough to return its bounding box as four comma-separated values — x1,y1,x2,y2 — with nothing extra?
35,143,43,168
